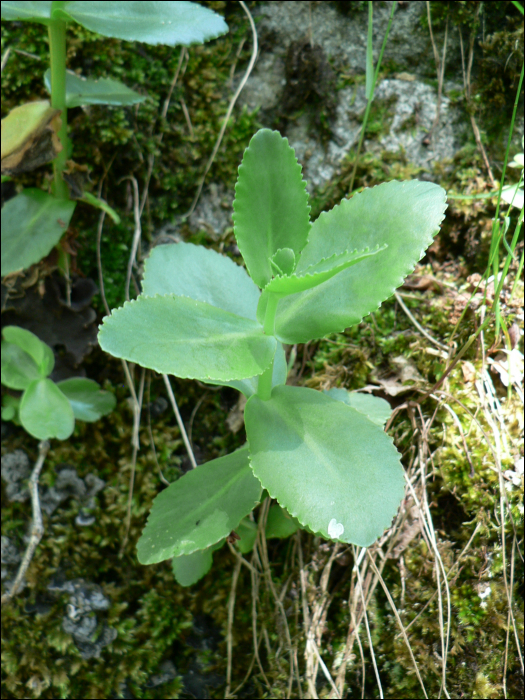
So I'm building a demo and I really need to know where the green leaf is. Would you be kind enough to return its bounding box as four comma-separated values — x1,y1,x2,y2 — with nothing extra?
256,245,387,325
1,342,42,389
19,378,75,440
265,246,386,294
142,242,260,321
324,389,392,427
236,517,258,554
56,378,116,422
270,248,296,276
2,395,20,424
233,129,311,289
1,1,53,23
1,189,76,276
98,294,276,382
80,192,121,223
54,1,228,46
245,385,405,547
203,341,287,398
265,504,301,540
44,69,147,108
272,180,447,343
2,326,54,377
172,538,225,586
172,547,213,587
137,446,261,565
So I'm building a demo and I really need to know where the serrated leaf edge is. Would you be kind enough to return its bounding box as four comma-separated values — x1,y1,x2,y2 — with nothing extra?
232,130,311,287
247,410,405,547
276,181,448,343
99,294,273,383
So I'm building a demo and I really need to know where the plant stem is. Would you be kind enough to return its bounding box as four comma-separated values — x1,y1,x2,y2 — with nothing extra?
257,361,274,401
257,292,282,400
263,292,280,336
48,18,69,200
48,14,71,302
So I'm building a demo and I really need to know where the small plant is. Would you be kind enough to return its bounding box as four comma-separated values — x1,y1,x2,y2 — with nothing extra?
1,0,228,276
98,128,447,585
1,325,115,439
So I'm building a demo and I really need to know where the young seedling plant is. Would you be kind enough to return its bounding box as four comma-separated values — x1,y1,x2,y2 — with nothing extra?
1,0,228,277
1,325,116,439
1,325,116,604
98,129,448,586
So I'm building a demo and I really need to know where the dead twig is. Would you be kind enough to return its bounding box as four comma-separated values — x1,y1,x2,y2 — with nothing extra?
162,374,197,469
2,440,50,606
426,2,448,149
367,551,428,698
458,8,496,188
185,0,258,219
119,366,145,557
225,555,243,698
394,291,449,352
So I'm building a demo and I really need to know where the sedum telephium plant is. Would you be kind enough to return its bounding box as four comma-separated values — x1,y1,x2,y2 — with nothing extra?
98,129,447,586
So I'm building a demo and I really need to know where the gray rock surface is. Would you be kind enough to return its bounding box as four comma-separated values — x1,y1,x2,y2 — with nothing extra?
187,1,464,236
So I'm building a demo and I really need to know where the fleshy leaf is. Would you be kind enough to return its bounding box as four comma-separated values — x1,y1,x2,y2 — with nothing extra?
57,378,116,422
53,1,228,46
203,341,287,398
271,180,447,343
98,294,276,382
256,245,387,325
324,389,392,427
270,248,296,276
1,189,76,276
44,69,147,108
1,342,42,390
19,378,75,440
171,547,213,587
236,517,258,554
2,395,21,424
245,385,405,547
171,539,225,587
0,1,53,24
233,129,310,289
137,446,261,564
265,504,301,539
172,548,213,587
142,242,260,321
2,326,54,377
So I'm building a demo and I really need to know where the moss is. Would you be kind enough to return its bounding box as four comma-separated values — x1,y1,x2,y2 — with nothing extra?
1,2,262,311
424,2,524,143
2,2,523,698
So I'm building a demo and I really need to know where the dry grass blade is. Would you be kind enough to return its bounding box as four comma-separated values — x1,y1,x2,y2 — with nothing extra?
225,555,242,698
186,0,259,219
162,374,197,469
367,551,428,698
395,291,449,352
354,547,384,699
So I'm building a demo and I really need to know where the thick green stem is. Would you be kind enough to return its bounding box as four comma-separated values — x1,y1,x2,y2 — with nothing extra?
263,292,280,336
257,291,282,400
257,361,273,401
48,18,69,200
48,13,71,303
